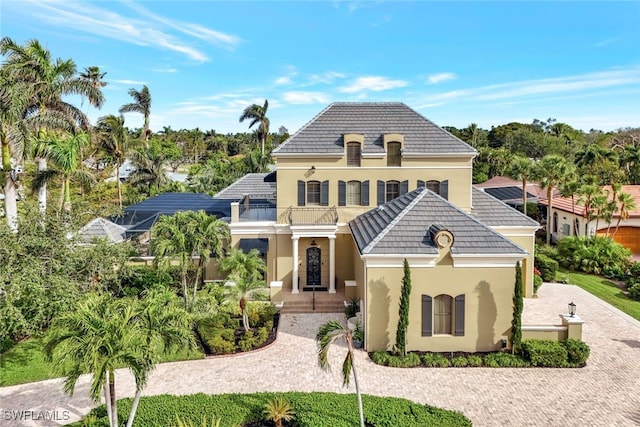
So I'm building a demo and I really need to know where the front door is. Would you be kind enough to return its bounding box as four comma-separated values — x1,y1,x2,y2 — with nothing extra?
306,246,321,286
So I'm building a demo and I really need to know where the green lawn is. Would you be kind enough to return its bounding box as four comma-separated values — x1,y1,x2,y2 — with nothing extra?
557,268,640,321
0,338,204,387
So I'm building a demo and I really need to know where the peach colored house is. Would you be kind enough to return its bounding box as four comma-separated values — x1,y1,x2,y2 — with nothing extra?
226,103,540,352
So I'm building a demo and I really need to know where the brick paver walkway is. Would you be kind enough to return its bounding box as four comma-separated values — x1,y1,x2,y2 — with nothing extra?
1,283,639,426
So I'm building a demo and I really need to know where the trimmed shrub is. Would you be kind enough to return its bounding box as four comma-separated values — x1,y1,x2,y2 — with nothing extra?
533,274,543,293
562,339,590,365
421,352,451,368
466,355,483,367
371,351,390,365
629,283,640,302
451,356,468,367
386,353,421,368
521,339,568,367
534,253,558,282
556,236,631,278
483,352,529,368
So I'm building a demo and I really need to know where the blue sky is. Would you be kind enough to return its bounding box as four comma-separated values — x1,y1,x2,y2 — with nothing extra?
2,1,640,135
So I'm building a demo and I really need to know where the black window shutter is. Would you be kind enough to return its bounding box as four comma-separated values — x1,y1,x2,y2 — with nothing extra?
362,180,370,206
338,181,346,206
417,180,425,188
377,180,385,206
320,180,329,206
441,180,449,200
297,181,306,206
400,180,409,195
454,294,465,336
422,295,432,337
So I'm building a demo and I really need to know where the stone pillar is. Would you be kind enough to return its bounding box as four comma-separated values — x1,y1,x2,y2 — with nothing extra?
230,202,240,223
329,236,336,293
270,281,283,308
292,236,299,294
559,314,585,340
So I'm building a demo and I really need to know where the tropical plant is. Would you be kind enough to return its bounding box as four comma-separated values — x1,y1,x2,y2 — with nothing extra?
316,320,365,427
612,191,636,238
263,397,295,427
511,262,523,353
218,248,266,331
239,99,269,156
534,155,574,244
79,66,107,89
96,114,135,209
120,85,152,142
395,259,411,356
128,147,168,195
507,156,534,215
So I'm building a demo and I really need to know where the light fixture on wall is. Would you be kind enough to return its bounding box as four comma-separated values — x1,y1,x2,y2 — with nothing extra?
568,301,576,317
310,165,316,171
310,238,317,246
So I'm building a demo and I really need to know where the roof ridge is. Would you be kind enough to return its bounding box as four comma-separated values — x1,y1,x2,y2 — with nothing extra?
272,103,334,154
362,189,428,254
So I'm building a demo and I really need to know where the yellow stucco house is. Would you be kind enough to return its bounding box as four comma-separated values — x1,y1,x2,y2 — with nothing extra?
224,102,540,353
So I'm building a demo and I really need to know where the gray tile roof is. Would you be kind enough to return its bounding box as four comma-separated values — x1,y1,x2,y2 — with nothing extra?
78,218,127,244
272,103,477,155
214,172,276,200
349,188,527,256
471,188,540,227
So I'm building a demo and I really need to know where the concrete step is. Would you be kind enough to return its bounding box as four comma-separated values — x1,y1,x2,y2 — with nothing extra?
281,300,345,314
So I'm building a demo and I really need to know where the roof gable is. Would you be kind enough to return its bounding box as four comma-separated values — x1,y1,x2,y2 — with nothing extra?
272,102,477,156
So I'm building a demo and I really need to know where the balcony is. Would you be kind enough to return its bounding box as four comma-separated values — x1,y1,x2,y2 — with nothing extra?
279,206,338,225
238,204,277,222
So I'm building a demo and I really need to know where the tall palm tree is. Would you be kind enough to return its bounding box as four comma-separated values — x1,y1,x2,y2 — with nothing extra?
31,131,95,212
507,156,534,215
612,191,637,238
128,147,168,195
96,114,133,209
577,183,602,235
0,37,104,214
120,85,151,142
218,248,266,331
559,179,580,234
239,99,269,156
316,320,365,427
80,66,107,89
534,154,573,244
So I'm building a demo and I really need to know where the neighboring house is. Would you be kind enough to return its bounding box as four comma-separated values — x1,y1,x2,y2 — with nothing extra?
227,102,539,353
77,217,127,245
474,175,547,207
539,185,640,254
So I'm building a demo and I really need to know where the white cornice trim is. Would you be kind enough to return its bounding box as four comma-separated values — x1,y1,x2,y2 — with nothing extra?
402,152,477,159
229,222,277,235
290,224,338,237
361,152,385,158
272,153,344,158
451,254,525,267
275,166,473,170
361,254,438,268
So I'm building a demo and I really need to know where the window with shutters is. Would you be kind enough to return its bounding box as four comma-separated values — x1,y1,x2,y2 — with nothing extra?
386,180,400,202
426,180,441,195
347,181,362,205
307,181,321,205
347,142,361,167
434,294,453,335
387,142,401,167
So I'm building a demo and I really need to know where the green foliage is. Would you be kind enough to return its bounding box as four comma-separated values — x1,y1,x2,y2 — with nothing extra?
451,356,469,367
466,355,483,367
521,339,569,367
629,284,640,302
120,266,178,297
395,259,412,356
483,352,529,368
534,252,559,282
263,397,295,427
533,274,543,294
344,298,360,319
511,262,524,352
624,262,640,291
174,415,221,427
556,236,631,278
421,353,451,368
77,392,471,427
374,352,421,368
563,339,590,365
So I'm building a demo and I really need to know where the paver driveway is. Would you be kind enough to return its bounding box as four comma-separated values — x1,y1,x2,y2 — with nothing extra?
1,283,639,426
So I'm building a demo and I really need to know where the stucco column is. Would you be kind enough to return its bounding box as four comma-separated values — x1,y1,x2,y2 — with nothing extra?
329,235,336,293
292,236,299,294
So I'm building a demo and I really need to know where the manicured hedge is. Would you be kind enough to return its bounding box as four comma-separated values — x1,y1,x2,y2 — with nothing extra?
521,339,568,367
76,392,471,427
534,253,559,282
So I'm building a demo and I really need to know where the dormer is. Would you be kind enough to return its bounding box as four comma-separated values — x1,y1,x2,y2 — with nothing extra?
343,134,363,167
383,134,404,167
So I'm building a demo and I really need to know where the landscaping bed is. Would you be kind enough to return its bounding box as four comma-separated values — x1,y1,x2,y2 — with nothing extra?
73,392,472,427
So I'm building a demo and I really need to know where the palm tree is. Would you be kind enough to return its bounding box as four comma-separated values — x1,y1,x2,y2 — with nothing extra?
218,248,266,331
559,179,580,234
612,191,637,238
128,147,168,195
96,114,133,209
31,131,95,212
507,156,534,215
239,99,269,156
316,320,365,427
0,37,104,213
80,66,107,89
534,154,573,244
120,85,152,142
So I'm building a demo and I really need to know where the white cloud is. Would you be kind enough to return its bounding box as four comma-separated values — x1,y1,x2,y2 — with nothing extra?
275,76,292,85
282,91,330,104
427,72,456,84
338,76,408,93
306,71,346,86
112,79,147,85
152,67,178,73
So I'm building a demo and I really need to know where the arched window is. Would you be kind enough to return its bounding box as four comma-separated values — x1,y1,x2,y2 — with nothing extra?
347,142,361,167
307,180,321,205
347,180,362,205
426,180,441,195
553,212,558,233
387,142,401,167
434,294,453,335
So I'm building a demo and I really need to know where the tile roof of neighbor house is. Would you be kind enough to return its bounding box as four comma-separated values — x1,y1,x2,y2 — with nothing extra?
470,188,540,227
272,102,477,155
349,188,528,256
214,172,276,199
474,175,549,199
540,185,640,218
480,186,538,204
78,217,127,244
